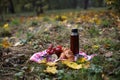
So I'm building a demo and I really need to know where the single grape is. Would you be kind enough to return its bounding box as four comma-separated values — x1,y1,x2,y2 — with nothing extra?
56,45,63,52
46,49,51,54
50,49,54,54
56,45,62,49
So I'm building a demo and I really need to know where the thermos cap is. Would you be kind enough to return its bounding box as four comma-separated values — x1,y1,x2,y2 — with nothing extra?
72,29,78,33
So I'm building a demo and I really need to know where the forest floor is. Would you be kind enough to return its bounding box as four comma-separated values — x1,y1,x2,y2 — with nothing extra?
0,9,120,80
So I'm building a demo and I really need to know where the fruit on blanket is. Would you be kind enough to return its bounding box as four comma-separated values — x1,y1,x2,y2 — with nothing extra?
46,44,63,56
60,48,74,61
46,44,74,61
54,45,63,57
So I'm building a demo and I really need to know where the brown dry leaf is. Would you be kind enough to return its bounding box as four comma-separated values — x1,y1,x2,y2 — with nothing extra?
104,51,113,58
102,74,109,80
28,27,34,31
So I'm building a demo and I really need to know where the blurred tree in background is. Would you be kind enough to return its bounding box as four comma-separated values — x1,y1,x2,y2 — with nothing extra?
0,0,119,16
84,0,89,9
0,0,14,14
34,0,46,15
105,0,120,15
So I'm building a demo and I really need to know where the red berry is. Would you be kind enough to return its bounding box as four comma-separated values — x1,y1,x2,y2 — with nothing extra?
50,49,54,54
47,45,63,56
46,49,51,54
53,48,56,51
55,47,60,52
56,45,62,49
56,45,63,52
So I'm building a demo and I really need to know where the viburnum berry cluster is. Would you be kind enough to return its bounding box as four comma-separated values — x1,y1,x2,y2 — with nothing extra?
46,44,63,57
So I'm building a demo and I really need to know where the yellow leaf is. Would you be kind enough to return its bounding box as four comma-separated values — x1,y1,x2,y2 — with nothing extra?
46,62,57,66
89,18,94,23
95,19,101,25
55,15,67,21
61,15,67,21
38,58,47,64
3,23,9,28
55,15,59,19
92,45,99,49
3,23,9,30
2,38,11,48
44,66,58,74
77,58,87,63
62,60,82,69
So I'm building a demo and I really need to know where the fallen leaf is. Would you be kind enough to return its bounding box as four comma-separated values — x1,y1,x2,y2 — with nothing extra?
104,51,113,57
3,23,9,30
82,62,90,69
102,73,109,80
92,45,99,50
44,66,58,74
46,62,57,66
38,58,47,63
1,38,11,48
62,60,82,69
14,41,23,46
77,58,87,63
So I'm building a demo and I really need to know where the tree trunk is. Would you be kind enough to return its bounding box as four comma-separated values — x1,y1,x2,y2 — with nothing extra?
8,0,15,13
47,0,51,9
98,0,103,7
72,0,77,9
84,0,89,9
35,1,44,16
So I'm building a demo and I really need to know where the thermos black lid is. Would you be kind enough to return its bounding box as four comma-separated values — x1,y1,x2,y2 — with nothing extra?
72,28,78,33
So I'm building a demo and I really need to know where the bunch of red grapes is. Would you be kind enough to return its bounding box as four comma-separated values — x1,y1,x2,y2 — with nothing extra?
46,44,63,57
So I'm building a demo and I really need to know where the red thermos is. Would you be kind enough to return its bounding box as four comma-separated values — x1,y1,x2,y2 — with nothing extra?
70,29,79,55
